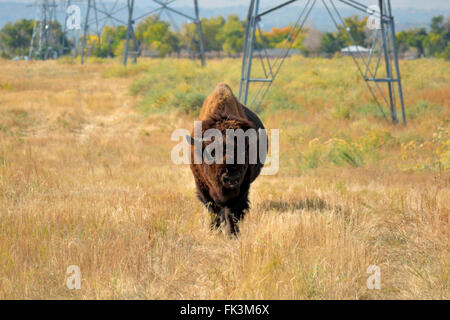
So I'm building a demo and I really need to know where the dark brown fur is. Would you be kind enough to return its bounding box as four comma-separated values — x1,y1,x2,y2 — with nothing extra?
188,83,266,236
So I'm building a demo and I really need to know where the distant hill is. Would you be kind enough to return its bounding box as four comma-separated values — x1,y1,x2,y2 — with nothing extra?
0,1,448,32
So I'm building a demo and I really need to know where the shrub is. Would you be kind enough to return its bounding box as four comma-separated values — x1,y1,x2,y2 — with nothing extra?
331,104,351,120
300,138,323,169
326,138,363,167
172,91,206,115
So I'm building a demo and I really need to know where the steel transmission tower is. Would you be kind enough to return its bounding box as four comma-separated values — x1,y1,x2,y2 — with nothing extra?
29,0,59,59
239,0,406,124
28,0,79,60
80,0,206,66
80,0,129,64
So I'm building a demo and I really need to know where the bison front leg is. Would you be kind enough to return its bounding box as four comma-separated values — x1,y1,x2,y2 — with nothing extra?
210,214,221,231
221,207,239,236
203,201,222,231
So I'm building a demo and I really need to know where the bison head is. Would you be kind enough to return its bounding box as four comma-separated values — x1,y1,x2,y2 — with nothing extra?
187,114,256,203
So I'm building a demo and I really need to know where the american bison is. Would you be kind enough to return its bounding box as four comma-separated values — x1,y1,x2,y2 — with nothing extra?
186,83,266,236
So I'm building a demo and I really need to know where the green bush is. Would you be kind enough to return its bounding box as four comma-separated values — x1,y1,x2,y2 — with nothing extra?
326,138,363,167
300,142,323,169
172,91,206,115
331,104,351,120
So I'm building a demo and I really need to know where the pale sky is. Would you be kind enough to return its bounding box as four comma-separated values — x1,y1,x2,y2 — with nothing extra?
195,0,450,9
0,0,449,10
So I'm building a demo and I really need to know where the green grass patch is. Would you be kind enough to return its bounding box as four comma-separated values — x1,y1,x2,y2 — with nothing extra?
102,62,150,78
405,101,444,119
353,102,387,119
56,56,76,65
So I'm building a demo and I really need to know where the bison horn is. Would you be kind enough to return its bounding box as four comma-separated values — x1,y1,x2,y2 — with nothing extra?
185,135,203,146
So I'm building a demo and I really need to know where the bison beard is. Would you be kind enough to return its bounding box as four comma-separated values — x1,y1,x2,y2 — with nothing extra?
187,83,266,236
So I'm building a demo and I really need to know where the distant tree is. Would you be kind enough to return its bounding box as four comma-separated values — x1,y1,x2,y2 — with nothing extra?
336,15,368,47
424,32,446,57
216,15,245,55
179,19,209,54
136,15,180,57
442,42,450,60
395,15,449,60
96,25,127,57
0,19,34,57
319,32,344,54
317,15,367,55
303,27,323,56
424,15,450,58
0,19,70,59
201,16,225,52
430,15,445,34
444,17,450,43
260,26,307,50
262,26,291,48
181,15,242,55
179,21,196,54
396,28,428,56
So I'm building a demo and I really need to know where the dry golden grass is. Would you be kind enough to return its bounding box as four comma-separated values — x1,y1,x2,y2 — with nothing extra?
0,57,448,299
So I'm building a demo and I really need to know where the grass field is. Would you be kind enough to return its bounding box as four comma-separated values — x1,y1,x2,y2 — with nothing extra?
0,56,448,299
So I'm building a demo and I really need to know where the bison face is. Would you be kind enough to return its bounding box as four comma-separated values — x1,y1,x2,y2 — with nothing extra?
187,117,255,203
200,135,249,195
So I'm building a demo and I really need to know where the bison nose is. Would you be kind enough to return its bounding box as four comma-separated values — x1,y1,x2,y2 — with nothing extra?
221,172,240,188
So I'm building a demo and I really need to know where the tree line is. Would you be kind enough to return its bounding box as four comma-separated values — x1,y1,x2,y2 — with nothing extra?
0,14,448,60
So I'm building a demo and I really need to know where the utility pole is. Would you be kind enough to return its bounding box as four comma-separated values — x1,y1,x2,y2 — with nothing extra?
239,0,406,124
